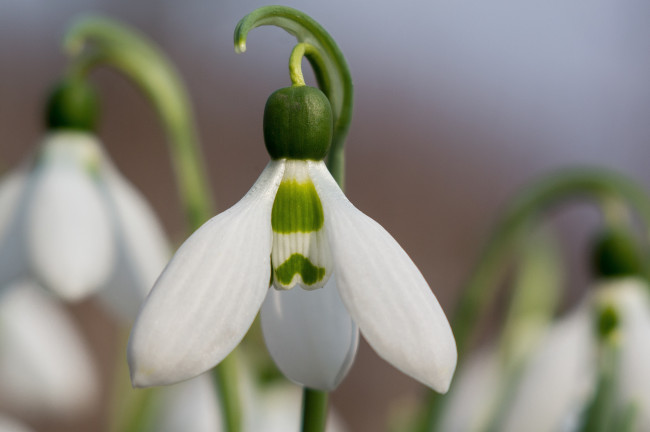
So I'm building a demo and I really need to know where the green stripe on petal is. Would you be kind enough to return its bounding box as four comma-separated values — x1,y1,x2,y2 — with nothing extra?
271,179,324,233
275,253,326,287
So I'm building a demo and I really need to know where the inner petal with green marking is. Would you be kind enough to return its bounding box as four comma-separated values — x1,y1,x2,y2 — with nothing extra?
271,160,332,290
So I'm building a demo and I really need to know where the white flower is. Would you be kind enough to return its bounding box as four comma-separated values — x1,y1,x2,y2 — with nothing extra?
0,131,169,320
442,277,650,432
503,278,650,432
129,158,457,392
0,279,98,419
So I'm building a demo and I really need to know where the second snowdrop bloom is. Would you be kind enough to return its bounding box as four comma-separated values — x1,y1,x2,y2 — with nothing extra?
502,278,650,432
0,279,98,419
129,85,457,392
0,131,169,317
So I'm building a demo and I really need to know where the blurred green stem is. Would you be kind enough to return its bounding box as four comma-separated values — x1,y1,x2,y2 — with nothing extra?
63,16,243,432
64,16,214,231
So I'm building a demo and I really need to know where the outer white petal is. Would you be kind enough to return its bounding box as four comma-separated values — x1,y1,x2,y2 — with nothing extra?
595,278,650,431
501,303,595,432
0,279,98,419
154,374,223,432
261,276,359,391
128,161,285,387
439,348,500,432
0,168,30,288
26,134,115,300
96,161,170,323
309,161,457,392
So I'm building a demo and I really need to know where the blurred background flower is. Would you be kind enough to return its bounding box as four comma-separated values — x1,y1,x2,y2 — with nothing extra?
2,0,650,430
0,279,98,421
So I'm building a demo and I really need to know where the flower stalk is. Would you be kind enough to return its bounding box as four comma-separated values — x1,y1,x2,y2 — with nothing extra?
64,16,214,230
301,388,329,432
62,16,240,432
234,5,353,188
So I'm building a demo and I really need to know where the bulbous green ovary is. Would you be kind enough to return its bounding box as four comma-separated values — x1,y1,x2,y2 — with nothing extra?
263,85,333,160
46,78,99,132
271,165,331,290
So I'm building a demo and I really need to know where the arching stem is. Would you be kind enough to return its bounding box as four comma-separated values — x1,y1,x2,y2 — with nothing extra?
64,16,241,432
234,5,353,188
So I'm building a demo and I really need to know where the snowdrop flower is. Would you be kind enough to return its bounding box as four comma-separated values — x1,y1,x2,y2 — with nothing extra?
445,277,650,432
129,84,457,392
0,131,169,319
503,277,650,432
0,279,98,419
440,311,594,432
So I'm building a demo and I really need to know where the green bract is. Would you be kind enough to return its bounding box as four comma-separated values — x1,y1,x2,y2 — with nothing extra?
46,78,99,132
263,85,333,161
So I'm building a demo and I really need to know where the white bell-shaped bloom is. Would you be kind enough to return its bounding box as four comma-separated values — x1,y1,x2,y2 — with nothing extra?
442,277,650,432
129,158,456,392
0,279,98,419
0,131,169,320
503,278,650,432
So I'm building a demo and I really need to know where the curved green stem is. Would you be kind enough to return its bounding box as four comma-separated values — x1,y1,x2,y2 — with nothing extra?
290,43,321,87
63,16,241,432
421,167,650,432
234,6,353,188
64,16,214,230
301,388,329,432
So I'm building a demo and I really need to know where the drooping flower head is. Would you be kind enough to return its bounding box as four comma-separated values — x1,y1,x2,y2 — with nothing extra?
129,79,457,393
0,78,169,321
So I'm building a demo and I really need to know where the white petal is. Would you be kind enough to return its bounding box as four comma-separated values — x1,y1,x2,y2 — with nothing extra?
96,162,171,323
309,161,457,392
128,161,285,387
0,168,30,288
26,135,115,300
0,279,98,419
501,303,595,432
155,374,223,432
261,276,359,391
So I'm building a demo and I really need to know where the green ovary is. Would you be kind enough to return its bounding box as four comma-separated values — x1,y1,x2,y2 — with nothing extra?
275,253,326,286
271,180,324,233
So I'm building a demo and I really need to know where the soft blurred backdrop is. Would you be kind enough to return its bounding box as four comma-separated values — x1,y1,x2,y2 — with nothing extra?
2,0,650,430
